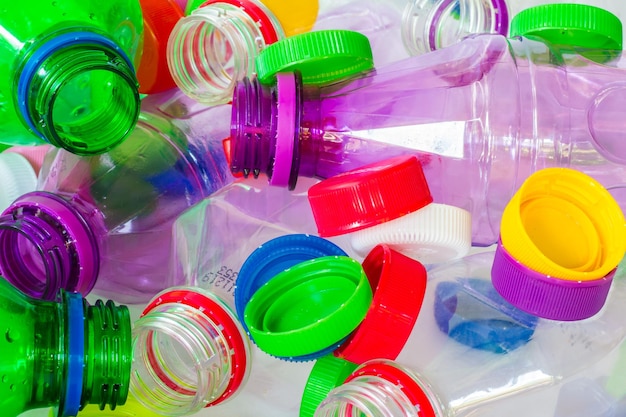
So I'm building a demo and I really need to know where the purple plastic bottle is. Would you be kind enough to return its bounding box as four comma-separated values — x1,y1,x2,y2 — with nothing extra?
0,90,234,303
230,33,626,246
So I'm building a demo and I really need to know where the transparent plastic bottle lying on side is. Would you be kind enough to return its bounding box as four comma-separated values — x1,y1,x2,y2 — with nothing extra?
229,7,626,246
0,90,234,304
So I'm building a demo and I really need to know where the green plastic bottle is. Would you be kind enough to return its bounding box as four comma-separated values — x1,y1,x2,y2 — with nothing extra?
0,277,132,417
0,1,144,155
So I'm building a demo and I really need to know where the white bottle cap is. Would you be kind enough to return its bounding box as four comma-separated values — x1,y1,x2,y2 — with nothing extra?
350,203,472,264
0,152,38,212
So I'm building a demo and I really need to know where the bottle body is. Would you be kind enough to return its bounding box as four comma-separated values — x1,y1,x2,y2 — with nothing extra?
0,90,234,303
171,175,354,307
318,249,626,417
0,0,143,154
231,33,626,246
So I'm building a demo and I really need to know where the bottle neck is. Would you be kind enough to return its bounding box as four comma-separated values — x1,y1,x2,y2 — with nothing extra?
401,0,509,55
315,360,443,417
17,31,140,155
130,288,250,415
22,287,131,416
230,73,312,189
0,191,100,300
167,0,285,105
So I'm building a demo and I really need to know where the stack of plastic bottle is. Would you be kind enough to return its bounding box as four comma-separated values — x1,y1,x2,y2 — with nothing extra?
3,1,626,417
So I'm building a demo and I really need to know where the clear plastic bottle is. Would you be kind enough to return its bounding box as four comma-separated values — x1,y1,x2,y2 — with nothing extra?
0,0,143,155
229,7,626,246
400,0,625,56
0,90,234,304
310,247,626,417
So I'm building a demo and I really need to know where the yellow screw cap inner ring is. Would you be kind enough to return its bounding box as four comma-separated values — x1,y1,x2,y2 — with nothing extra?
501,167,626,281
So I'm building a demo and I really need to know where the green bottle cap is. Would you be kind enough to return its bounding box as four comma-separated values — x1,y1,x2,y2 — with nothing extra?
255,30,374,85
510,4,622,52
300,355,359,417
243,256,373,359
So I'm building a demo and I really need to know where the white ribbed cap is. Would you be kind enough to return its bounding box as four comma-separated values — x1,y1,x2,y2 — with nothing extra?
350,203,472,264
0,153,38,212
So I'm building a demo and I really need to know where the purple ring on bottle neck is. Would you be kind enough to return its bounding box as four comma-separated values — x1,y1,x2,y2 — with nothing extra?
0,191,100,300
16,31,134,142
428,0,509,52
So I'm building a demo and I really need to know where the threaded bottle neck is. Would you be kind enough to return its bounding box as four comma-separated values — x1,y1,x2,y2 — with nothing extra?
230,73,305,188
315,360,443,417
315,375,419,417
401,0,509,55
18,31,140,155
0,191,100,300
81,298,133,410
167,0,285,105
130,288,250,415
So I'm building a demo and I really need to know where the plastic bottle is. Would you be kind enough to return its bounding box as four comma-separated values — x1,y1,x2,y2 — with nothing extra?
171,174,356,307
0,0,144,155
400,0,626,56
0,89,234,304
0,274,252,417
229,5,626,246
0,276,132,417
167,0,314,105
305,246,626,417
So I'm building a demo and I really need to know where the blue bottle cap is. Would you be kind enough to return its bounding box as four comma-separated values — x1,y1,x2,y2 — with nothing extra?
235,234,348,361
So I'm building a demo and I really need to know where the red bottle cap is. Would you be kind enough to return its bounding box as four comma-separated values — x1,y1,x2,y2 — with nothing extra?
334,245,427,363
308,155,432,237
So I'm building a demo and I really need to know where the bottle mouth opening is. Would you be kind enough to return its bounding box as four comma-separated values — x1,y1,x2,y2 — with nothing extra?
167,6,264,105
0,220,59,300
0,192,99,300
17,32,140,155
131,290,251,415
401,0,509,55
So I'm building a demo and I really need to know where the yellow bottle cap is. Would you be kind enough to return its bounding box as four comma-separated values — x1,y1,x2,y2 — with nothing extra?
261,0,319,36
500,168,626,281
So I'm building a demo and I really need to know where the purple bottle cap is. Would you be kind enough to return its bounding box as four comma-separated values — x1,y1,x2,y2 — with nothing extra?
491,239,615,321
0,191,99,299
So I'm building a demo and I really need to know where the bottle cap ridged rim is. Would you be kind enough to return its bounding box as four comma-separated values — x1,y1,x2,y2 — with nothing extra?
256,29,374,85
308,155,432,237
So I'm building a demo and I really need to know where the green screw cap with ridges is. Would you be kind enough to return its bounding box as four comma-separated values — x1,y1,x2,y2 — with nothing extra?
255,29,374,85
299,355,359,417
510,3,622,52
